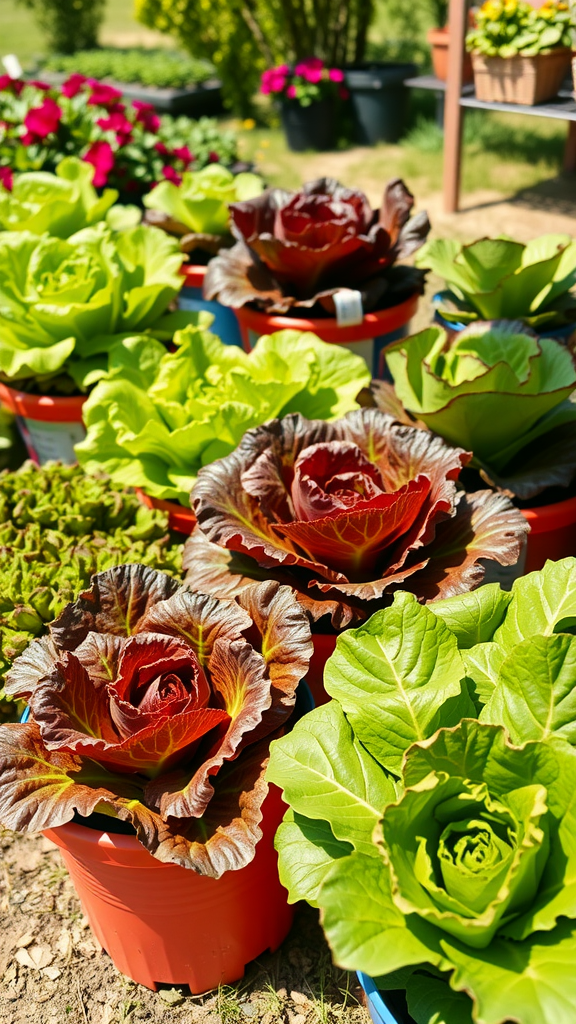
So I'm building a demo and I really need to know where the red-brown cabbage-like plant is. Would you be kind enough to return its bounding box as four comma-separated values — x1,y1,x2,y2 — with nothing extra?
203,178,430,315
0,565,312,877
184,410,529,627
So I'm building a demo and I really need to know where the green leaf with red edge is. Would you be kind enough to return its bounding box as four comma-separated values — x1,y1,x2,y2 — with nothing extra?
137,586,252,666
0,722,144,834
49,563,180,650
4,635,59,699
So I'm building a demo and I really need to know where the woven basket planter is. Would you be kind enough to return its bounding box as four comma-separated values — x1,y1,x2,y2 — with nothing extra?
471,48,571,105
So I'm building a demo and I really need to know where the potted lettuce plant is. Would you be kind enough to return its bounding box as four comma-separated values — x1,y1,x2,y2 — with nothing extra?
267,557,576,1024
0,222,189,464
0,563,313,992
74,321,371,531
143,163,265,346
204,177,430,377
374,320,576,571
0,156,118,237
184,407,529,702
416,233,576,339
0,460,183,715
466,0,574,105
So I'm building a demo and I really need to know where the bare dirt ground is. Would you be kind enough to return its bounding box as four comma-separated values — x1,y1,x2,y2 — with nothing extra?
0,830,371,1024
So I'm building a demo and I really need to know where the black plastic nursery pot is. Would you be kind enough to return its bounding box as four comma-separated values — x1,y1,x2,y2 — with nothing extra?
344,63,416,145
281,98,337,152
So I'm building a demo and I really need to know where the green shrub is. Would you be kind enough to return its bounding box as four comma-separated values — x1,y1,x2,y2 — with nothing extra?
42,48,216,90
16,0,105,54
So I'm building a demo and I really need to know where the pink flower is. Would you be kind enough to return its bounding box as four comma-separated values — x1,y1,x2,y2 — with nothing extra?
208,150,220,163
28,80,51,90
97,111,133,145
329,68,344,82
61,73,87,98
173,145,195,166
0,166,13,191
87,80,123,109
154,141,170,156
83,140,114,187
295,57,323,74
162,165,181,185
286,84,297,99
23,98,62,140
0,75,23,95
132,100,161,133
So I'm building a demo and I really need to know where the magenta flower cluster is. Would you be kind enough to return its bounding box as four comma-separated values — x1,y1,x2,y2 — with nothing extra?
0,74,208,196
260,58,348,103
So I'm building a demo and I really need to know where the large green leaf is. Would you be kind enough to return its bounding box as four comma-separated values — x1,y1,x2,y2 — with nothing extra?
430,584,512,648
461,643,506,707
274,809,352,906
481,634,576,744
444,919,576,1024
266,701,395,855
323,593,472,774
319,850,443,976
494,557,576,650
143,165,264,235
406,974,474,1024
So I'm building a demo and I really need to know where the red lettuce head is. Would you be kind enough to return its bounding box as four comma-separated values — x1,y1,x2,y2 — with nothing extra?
204,178,431,315
0,565,312,877
184,410,528,628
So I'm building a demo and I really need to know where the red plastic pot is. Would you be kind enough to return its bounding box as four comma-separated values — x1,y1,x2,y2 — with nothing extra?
0,381,85,465
180,263,244,347
522,493,576,573
43,784,292,993
234,294,420,378
306,633,338,706
136,488,196,535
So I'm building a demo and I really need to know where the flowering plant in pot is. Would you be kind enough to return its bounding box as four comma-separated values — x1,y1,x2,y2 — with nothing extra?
0,156,118,237
415,233,576,336
261,59,348,152
0,564,312,989
204,177,430,374
74,321,371,528
267,557,576,1024
466,0,575,105
374,320,576,570
0,76,238,199
0,461,183,708
184,408,528,700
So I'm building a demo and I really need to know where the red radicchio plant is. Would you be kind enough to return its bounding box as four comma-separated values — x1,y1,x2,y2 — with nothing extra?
184,410,529,628
203,178,431,315
0,565,312,877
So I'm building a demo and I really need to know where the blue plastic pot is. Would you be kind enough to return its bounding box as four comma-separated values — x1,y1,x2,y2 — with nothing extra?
179,265,244,348
357,973,403,1024
432,297,575,342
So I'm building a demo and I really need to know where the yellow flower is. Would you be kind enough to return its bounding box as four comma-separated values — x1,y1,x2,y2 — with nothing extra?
242,118,256,130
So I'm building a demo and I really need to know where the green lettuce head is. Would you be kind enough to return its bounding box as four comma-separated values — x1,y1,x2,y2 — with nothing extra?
268,573,576,1024
415,234,576,330
382,320,576,499
0,157,118,239
75,321,371,504
143,164,264,254
0,223,184,391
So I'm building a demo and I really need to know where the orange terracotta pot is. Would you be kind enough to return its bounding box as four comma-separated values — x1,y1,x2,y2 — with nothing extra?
136,489,196,535
428,27,474,84
522,493,576,573
43,785,292,993
0,381,85,465
234,294,420,379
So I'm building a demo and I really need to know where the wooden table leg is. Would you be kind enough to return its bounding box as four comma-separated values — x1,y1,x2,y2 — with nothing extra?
563,121,576,173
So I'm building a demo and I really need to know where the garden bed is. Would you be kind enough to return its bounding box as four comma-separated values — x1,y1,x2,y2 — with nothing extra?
37,70,223,115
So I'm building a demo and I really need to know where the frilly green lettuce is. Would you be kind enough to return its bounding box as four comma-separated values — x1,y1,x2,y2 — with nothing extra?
0,157,118,238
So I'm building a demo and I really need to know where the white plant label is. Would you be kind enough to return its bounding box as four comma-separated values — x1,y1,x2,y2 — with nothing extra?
333,289,364,327
2,55,23,79
17,417,86,466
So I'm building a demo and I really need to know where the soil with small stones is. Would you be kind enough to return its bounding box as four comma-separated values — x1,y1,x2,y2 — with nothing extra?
0,829,371,1024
